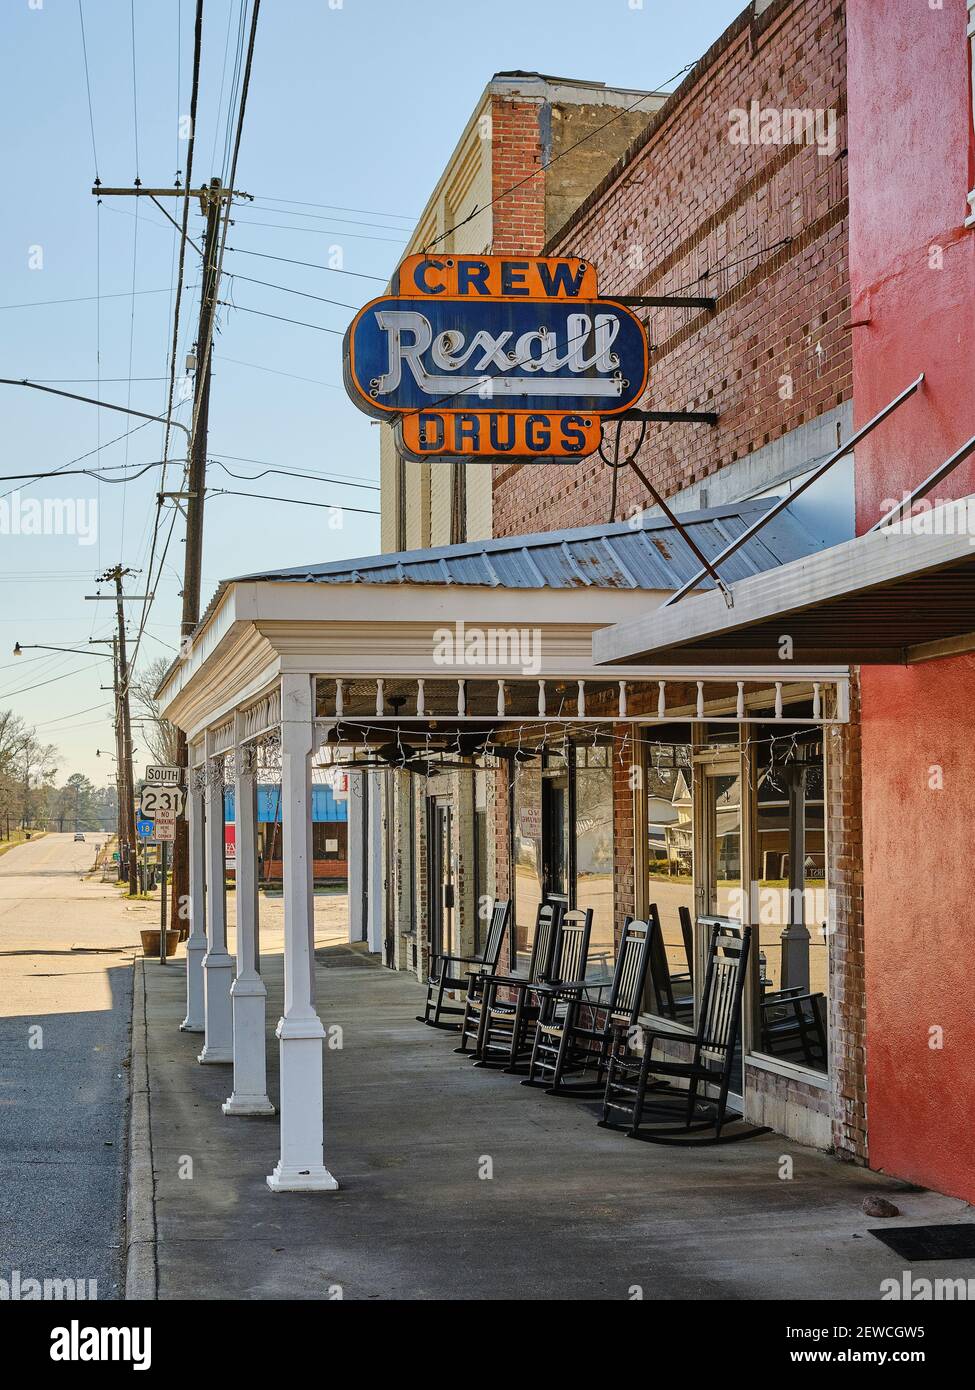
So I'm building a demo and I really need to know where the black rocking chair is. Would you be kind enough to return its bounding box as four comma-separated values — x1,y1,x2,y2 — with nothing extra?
599,917,769,1144
461,900,563,1064
523,910,651,1096
416,898,510,1031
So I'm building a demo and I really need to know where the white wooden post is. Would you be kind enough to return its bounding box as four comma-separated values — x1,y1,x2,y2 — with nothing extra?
367,769,384,955
198,731,235,1063
267,673,338,1192
179,760,207,1033
347,771,366,944
223,719,274,1115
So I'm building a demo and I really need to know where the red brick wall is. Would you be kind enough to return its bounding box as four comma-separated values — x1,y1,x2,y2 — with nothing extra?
489,96,547,255
492,0,851,534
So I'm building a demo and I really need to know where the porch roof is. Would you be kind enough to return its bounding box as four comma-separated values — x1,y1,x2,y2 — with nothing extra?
229,496,822,593
158,497,835,739
592,499,975,666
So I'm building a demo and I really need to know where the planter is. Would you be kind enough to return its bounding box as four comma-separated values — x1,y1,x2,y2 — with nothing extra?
140,928,181,957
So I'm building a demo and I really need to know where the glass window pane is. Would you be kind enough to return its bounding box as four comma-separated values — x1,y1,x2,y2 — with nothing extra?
575,755,614,983
754,738,829,1074
646,746,694,1017
513,763,542,963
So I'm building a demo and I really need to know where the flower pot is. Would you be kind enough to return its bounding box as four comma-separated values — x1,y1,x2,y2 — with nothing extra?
140,928,181,957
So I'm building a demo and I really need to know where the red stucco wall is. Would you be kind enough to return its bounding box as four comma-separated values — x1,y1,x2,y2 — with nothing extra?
848,0,975,1199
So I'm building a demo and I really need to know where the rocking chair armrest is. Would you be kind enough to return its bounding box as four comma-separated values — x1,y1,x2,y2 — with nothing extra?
439,953,486,974
481,972,530,990
641,1026,697,1046
532,978,588,997
761,990,822,1010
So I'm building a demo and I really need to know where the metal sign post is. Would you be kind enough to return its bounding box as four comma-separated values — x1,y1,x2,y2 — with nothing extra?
159,841,169,966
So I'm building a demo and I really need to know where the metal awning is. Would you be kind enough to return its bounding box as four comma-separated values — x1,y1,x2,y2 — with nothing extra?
592,500,975,666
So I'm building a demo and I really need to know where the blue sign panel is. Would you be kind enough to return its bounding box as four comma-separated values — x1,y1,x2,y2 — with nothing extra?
137,819,155,838
345,296,648,418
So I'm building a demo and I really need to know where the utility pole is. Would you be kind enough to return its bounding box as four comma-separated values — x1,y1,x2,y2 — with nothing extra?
92,566,139,896
93,177,243,929
112,635,127,882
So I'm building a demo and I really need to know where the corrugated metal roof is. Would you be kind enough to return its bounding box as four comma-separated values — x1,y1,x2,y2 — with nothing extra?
230,498,824,592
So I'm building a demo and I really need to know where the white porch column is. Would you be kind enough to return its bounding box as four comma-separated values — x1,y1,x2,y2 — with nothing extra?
198,731,235,1064
223,722,274,1115
366,770,384,955
347,771,366,944
267,674,338,1192
179,759,206,1033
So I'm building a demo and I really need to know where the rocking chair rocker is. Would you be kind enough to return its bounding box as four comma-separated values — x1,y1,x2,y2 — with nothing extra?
416,898,510,1031
599,918,769,1145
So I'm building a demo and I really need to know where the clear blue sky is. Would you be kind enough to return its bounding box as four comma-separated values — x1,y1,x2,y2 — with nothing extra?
1,0,743,783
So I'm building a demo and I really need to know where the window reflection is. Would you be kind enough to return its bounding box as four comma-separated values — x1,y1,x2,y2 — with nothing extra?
646,745,694,1018
754,735,828,1074
575,744,613,983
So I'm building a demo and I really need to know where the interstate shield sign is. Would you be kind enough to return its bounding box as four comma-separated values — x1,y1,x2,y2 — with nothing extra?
343,254,649,461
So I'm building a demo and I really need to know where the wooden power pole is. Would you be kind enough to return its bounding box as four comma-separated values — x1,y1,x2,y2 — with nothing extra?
92,177,243,927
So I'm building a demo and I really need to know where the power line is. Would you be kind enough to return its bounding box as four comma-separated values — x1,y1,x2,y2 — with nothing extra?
209,488,379,515
250,194,416,221
0,411,160,503
209,451,377,483
225,245,385,281
248,202,415,233
216,300,343,334
425,61,696,251
214,353,342,390
0,665,105,701
0,458,175,484
77,1,99,178
229,215,405,244
225,271,359,311
0,285,182,311
129,0,140,180
210,459,379,491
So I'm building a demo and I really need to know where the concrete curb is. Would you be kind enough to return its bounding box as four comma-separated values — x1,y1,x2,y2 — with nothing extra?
125,955,158,1300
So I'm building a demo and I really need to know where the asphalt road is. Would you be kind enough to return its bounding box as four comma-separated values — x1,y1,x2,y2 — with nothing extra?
0,834,140,1300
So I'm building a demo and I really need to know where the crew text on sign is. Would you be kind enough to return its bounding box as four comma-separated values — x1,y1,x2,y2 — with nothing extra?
343,255,648,461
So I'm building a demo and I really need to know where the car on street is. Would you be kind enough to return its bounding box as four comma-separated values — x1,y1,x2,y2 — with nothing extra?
73,833,85,842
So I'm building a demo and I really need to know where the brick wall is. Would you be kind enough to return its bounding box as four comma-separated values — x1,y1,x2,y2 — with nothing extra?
489,96,547,255
827,673,867,1161
492,0,851,535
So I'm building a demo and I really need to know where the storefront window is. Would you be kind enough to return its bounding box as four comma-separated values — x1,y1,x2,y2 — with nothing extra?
512,761,542,964
753,735,828,1075
574,744,614,982
473,770,488,955
646,744,694,1019
512,744,615,978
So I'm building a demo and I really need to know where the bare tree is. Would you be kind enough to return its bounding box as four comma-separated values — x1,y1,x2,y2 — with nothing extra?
132,657,181,766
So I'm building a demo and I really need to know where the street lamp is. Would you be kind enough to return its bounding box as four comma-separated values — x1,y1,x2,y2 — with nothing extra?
13,643,110,659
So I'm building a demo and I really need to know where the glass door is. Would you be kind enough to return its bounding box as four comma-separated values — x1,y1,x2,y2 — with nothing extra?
427,799,455,961
541,759,570,910
700,759,745,1101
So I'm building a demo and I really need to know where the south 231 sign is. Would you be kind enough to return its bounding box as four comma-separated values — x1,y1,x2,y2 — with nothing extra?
343,254,649,461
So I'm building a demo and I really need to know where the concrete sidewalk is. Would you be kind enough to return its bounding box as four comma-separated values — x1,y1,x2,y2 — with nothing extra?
139,929,975,1301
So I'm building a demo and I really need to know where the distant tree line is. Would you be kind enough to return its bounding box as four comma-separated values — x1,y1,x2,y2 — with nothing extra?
0,708,117,836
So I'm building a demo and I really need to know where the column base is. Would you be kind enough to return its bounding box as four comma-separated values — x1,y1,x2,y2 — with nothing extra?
179,1019,205,1034
197,1045,233,1064
266,1161,339,1193
222,1093,275,1116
